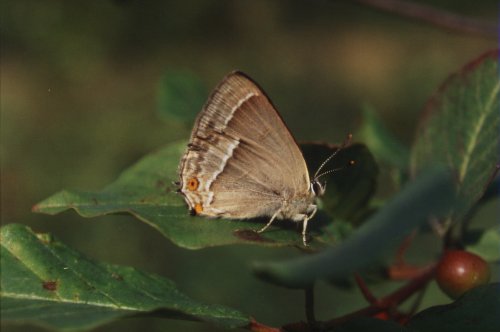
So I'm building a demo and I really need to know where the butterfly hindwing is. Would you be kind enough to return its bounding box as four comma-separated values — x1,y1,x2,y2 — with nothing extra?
178,71,311,218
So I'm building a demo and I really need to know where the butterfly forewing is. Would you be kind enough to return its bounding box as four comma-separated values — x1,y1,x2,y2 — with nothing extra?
178,71,311,218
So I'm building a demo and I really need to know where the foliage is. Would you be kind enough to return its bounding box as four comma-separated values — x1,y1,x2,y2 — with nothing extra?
2,50,499,331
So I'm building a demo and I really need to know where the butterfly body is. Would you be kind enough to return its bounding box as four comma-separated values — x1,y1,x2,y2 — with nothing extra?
178,71,322,244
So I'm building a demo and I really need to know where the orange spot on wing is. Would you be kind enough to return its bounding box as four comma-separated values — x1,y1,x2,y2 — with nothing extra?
187,177,199,191
194,203,203,214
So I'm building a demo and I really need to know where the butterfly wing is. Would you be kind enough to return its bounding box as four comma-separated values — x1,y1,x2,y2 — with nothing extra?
178,71,311,218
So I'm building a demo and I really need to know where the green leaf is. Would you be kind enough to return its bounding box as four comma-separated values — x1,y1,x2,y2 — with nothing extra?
407,283,500,332
411,49,500,224
157,69,207,124
0,223,250,331
301,143,378,223
466,227,500,261
358,105,410,170
253,167,455,288
33,141,372,249
33,141,266,250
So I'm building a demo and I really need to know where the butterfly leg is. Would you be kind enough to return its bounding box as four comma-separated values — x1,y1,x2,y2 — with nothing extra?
258,209,281,234
302,205,317,246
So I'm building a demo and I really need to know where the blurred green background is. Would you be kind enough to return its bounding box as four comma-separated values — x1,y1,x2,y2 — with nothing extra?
1,1,498,331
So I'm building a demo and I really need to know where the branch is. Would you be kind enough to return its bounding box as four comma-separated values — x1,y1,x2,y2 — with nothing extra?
305,286,317,325
354,273,378,304
247,264,437,331
350,0,496,38
325,263,436,328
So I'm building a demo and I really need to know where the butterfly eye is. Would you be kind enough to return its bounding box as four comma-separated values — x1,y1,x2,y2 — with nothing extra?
187,177,199,191
311,180,325,197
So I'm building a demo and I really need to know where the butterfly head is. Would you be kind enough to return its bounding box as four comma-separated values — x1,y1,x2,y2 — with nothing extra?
310,134,354,198
310,179,326,197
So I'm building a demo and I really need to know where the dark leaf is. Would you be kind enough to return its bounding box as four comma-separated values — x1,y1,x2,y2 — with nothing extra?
407,283,500,332
335,317,411,332
301,143,378,223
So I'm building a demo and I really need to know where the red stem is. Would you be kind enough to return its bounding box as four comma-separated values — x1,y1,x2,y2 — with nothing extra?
354,273,378,304
247,318,281,332
395,231,416,265
326,264,437,328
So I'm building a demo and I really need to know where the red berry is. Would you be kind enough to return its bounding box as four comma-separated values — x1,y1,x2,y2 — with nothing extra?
436,250,491,299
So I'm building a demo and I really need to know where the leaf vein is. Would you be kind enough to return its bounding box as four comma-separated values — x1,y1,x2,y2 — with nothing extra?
458,80,500,181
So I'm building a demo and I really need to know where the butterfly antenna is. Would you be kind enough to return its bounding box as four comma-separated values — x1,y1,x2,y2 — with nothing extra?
313,133,353,180
315,160,356,180
315,167,343,180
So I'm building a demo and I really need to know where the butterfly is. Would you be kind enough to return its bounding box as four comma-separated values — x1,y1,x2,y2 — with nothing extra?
177,71,346,245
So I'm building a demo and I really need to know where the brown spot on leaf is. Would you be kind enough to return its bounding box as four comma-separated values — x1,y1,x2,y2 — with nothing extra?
111,272,123,281
156,180,165,188
92,198,99,205
42,280,58,291
233,229,274,243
